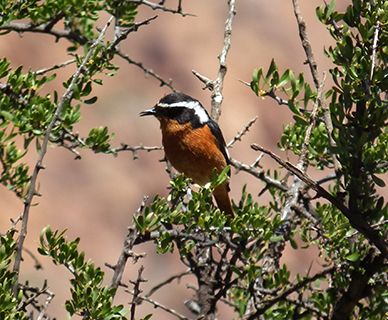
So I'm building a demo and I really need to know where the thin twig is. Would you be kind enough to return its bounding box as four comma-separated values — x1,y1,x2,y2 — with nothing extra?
108,15,158,50
265,89,289,106
126,289,191,320
146,269,191,297
191,0,237,122
110,197,147,290
130,265,146,320
109,144,163,159
12,17,114,295
229,158,287,192
251,143,388,258
211,0,237,121
192,70,214,90
370,21,380,80
227,116,258,148
246,267,335,319
36,290,55,320
0,21,88,44
34,59,76,75
117,50,175,91
23,247,43,270
292,0,342,175
127,0,195,17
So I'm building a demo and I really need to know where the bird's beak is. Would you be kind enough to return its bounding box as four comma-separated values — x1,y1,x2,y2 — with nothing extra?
139,108,156,117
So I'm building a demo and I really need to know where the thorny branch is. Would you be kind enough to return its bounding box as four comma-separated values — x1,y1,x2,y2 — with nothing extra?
116,50,176,91
370,21,380,80
246,266,336,319
127,0,195,17
227,116,258,148
229,158,288,192
211,0,236,121
19,281,55,319
251,143,388,258
129,265,146,320
146,269,191,297
34,59,76,75
192,0,237,122
12,17,114,295
110,197,147,290
292,0,342,175
56,127,162,160
0,21,88,44
126,289,191,320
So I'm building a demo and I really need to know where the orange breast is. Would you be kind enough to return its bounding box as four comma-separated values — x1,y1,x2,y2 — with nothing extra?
159,118,227,185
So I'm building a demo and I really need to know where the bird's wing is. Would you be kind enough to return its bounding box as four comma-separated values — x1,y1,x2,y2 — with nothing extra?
207,120,231,167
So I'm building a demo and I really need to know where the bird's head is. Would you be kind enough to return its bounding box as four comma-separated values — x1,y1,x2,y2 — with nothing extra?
140,92,210,128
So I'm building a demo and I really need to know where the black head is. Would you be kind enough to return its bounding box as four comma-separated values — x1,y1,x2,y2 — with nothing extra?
140,92,210,128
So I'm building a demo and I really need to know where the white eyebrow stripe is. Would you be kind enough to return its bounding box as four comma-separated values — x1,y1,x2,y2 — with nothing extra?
157,101,210,124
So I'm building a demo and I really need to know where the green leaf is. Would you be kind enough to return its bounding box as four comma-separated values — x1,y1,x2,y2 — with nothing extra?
372,174,385,187
345,252,360,262
84,96,98,104
265,59,277,80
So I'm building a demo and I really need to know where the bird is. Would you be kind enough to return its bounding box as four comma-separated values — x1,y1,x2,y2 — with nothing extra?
140,92,234,216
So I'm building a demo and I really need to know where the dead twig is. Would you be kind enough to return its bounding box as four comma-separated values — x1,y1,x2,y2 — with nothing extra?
292,0,342,175
251,143,388,258
246,267,335,319
34,59,76,75
110,197,147,290
126,289,191,320
370,21,380,80
12,17,114,295
227,116,258,148
117,50,176,91
146,269,191,297
0,21,88,44
128,0,195,17
129,265,146,320
192,0,237,122
229,158,288,192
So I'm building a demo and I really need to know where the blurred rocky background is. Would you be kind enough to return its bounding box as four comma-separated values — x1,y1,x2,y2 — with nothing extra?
0,0,355,318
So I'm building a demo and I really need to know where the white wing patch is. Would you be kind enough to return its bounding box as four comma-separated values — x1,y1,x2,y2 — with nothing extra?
157,101,210,124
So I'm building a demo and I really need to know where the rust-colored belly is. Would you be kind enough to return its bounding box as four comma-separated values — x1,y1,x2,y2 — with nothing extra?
160,119,227,185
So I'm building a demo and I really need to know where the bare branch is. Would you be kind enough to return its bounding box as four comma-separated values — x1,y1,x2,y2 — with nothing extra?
34,59,76,75
265,89,289,106
192,70,214,90
117,50,176,91
127,0,195,17
12,17,114,295
191,0,237,122
370,21,380,80
126,289,192,320
36,289,55,320
0,21,88,44
146,269,191,297
229,158,288,192
227,116,258,148
108,15,158,50
109,144,163,159
129,265,146,320
251,143,388,258
110,197,147,290
211,0,237,121
246,267,335,319
292,0,342,175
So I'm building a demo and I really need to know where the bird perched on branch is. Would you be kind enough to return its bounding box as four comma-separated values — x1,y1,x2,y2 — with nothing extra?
140,92,234,216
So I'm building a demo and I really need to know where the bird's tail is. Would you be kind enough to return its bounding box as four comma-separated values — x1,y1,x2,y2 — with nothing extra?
213,182,234,216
